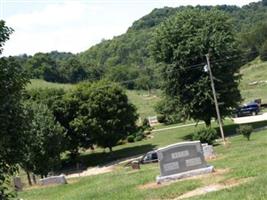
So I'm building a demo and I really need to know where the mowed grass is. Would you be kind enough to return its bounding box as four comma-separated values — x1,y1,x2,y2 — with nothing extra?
126,90,161,119
19,123,267,200
240,58,267,103
27,79,74,90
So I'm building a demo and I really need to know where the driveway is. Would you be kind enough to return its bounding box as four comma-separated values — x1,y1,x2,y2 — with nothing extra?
233,112,267,124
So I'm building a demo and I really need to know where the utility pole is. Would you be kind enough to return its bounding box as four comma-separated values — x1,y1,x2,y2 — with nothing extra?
205,54,226,145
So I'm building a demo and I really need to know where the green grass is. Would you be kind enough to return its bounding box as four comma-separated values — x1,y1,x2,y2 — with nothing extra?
240,58,267,103
27,79,74,91
19,122,267,200
126,90,161,119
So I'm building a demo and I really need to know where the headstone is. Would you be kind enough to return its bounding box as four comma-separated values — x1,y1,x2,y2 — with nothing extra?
13,177,23,191
131,161,140,170
148,116,159,126
202,143,216,159
40,174,67,186
156,141,214,184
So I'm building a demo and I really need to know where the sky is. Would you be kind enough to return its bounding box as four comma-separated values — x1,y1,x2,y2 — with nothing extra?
0,0,257,56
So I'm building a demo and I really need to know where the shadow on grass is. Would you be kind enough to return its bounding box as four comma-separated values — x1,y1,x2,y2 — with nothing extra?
60,144,157,173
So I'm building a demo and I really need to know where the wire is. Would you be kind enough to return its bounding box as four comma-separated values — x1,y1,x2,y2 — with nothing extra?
90,53,267,91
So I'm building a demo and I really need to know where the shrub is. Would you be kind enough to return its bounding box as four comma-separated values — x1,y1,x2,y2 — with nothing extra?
237,125,253,141
155,97,184,125
157,114,166,123
193,127,218,145
134,130,145,142
127,135,135,143
141,118,150,130
135,135,143,142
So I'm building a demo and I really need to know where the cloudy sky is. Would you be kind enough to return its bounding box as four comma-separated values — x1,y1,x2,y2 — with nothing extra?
1,0,256,56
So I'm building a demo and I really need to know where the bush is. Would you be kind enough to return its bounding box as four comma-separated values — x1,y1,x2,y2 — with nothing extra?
142,118,150,128
135,135,143,142
157,114,166,123
134,130,146,142
237,125,253,141
127,135,135,143
155,97,184,125
193,127,218,145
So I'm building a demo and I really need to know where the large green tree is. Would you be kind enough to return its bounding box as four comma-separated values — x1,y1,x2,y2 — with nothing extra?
151,9,242,126
22,102,65,179
0,21,29,199
73,81,138,152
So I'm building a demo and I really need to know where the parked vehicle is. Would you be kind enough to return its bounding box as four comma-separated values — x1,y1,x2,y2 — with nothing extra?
140,150,158,164
235,102,260,117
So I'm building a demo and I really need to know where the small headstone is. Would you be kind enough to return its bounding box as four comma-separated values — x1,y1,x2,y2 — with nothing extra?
156,141,214,184
131,161,140,170
148,116,159,126
202,143,216,159
13,177,23,191
40,174,67,186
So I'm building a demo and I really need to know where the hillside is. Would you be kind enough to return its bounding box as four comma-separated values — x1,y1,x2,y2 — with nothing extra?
240,58,267,103
28,56,267,118
78,1,267,78
18,1,267,89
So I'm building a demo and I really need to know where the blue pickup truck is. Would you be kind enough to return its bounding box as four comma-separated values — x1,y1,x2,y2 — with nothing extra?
235,102,260,117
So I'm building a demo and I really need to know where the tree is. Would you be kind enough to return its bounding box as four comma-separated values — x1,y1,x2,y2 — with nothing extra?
21,102,65,179
240,22,267,60
260,40,267,61
155,96,185,124
58,57,87,83
151,9,242,126
73,81,138,152
0,20,29,199
26,88,82,159
0,21,13,54
24,52,59,82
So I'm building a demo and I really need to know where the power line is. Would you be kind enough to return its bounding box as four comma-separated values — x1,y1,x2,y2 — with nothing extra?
90,53,265,91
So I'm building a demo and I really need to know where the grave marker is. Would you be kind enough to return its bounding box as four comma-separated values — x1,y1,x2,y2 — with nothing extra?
156,141,214,183
148,116,159,126
40,174,67,186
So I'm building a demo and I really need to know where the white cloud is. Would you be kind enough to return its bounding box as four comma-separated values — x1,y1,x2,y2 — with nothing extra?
2,1,132,56
2,0,257,56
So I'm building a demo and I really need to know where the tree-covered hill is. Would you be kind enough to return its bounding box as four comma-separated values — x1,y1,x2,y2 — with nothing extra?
78,1,267,85
13,1,267,88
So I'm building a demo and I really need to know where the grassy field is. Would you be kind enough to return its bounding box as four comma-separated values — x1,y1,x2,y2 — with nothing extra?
19,121,267,200
27,79,74,90
126,90,161,119
240,58,267,103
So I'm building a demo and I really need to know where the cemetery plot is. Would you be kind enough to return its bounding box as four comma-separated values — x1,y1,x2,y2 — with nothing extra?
156,141,214,184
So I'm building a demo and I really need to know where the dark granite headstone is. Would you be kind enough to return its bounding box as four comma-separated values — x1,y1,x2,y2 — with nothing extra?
156,141,214,183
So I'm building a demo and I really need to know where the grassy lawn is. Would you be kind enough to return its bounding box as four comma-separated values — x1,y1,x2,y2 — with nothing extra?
27,79,74,91
19,120,267,200
126,90,161,119
240,58,267,103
